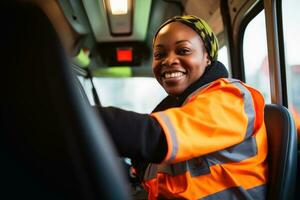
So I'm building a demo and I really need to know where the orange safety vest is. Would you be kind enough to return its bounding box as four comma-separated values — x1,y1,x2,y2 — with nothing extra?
145,78,268,200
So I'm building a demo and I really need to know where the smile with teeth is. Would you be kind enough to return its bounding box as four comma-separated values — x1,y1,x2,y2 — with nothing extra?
163,71,185,79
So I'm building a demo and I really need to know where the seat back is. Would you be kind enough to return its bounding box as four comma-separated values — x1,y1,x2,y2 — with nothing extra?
0,1,131,199
264,104,297,200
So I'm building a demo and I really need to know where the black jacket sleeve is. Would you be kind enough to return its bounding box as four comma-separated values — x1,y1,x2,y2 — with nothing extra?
94,106,167,163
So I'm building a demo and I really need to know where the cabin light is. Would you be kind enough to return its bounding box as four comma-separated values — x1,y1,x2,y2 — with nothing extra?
104,0,133,35
109,0,128,15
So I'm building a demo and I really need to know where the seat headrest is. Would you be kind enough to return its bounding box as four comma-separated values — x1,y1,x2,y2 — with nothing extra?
0,1,131,199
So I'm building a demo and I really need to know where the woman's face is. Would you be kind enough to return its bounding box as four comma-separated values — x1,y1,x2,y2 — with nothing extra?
152,22,209,95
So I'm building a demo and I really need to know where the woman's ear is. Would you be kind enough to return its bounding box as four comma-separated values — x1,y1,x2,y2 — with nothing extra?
207,60,211,66
204,52,211,66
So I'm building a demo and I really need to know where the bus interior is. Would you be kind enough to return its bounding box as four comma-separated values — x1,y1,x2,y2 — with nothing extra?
1,0,299,199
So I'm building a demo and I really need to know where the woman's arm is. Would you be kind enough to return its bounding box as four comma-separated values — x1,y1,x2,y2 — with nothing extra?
94,106,167,163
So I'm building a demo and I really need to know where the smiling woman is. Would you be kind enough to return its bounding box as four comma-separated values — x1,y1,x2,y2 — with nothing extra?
94,15,268,200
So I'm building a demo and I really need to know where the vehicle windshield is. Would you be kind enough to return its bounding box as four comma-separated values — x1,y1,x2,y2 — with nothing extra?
79,77,167,113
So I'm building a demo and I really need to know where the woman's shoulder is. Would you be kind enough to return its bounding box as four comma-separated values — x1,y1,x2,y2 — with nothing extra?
184,78,265,104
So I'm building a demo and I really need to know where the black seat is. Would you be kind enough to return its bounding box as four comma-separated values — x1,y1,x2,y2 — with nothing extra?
264,104,297,200
0,1,131,199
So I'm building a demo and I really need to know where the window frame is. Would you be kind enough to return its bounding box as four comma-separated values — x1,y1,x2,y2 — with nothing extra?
263,0,288,106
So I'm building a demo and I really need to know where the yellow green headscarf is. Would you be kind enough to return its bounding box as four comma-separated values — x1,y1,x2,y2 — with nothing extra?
153,15,219,62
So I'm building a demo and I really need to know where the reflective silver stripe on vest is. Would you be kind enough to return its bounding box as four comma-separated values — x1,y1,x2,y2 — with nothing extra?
201,184,266,200
144,157,211,180
156,112,178,161
230,79,255,139
205,136,257,166
144,164,158,181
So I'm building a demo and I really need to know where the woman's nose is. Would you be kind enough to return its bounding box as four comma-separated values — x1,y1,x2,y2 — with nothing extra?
162,53,179,66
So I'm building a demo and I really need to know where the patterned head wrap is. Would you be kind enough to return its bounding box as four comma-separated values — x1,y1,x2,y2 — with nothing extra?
153,15,219,61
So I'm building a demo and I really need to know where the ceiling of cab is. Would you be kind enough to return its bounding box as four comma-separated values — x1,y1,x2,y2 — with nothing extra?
82,0,152,42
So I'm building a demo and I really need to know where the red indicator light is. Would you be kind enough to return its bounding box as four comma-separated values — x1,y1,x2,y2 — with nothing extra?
116,48,133,62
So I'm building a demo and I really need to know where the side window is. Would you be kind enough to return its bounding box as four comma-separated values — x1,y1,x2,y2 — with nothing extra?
218,45,230,76
282,0,300,135
243,10,271,103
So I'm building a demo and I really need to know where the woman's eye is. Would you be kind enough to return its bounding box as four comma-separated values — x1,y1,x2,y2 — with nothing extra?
154,52,164,59
177,48,191,55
